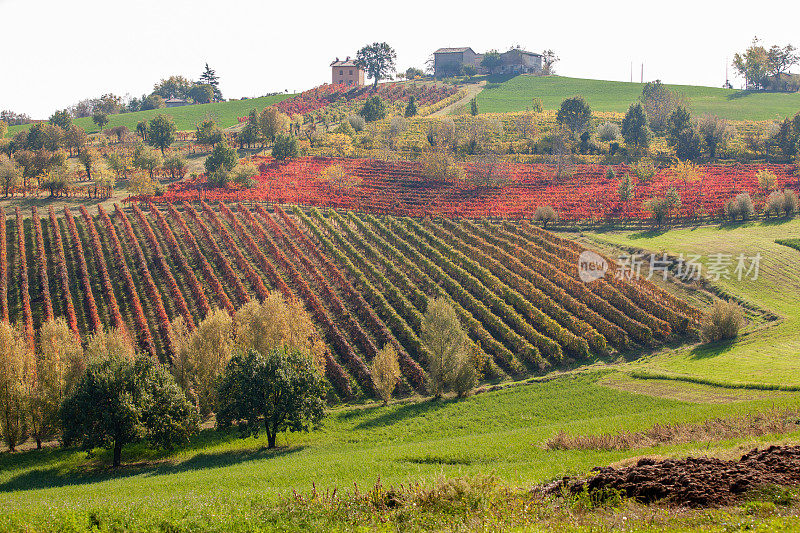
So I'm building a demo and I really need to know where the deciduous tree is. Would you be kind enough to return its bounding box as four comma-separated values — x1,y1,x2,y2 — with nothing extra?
356,42,397,88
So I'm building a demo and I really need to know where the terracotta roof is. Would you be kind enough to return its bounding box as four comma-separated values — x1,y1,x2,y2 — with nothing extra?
164,97,188,103
434,47,474,54
330,58,360,67
503,49,542,57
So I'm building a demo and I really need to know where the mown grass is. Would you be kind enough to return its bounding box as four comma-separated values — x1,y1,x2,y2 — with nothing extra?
476,75,800,120
2,372,799,531
5,94,292,137
583,218,800,386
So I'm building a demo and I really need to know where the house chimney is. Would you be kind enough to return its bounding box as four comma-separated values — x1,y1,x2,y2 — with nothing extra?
346,56,350,61
335,57,339,62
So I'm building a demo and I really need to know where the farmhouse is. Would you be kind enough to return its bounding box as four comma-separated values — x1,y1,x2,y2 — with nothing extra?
165,97,189,108
433,46,543,77
330,57,365,87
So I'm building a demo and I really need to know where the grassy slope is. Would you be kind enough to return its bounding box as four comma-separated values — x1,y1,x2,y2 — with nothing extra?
583,218,800,386
2,372,799,529
5,94,292,136
476,75,800,120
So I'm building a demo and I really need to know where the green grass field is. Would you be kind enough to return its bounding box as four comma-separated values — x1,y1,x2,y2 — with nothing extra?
2,371,799,531
583,218,800,387
5,94,292,137
476,75,800,120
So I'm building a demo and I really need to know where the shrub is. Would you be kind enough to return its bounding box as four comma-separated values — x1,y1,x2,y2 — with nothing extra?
556,96,592,133
0,322,30,451
359,95,387,122
421,149,464,182
597,122,621,142
61,355,199,467
700,300,745,343
724,192,755,221
347,114,366,132
533,205,559,228
766,189,799,217
630,158,657,181
216,347,326,448
756,169,777,191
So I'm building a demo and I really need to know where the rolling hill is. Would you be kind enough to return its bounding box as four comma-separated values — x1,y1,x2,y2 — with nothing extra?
475,75,800,120
5,93,292,137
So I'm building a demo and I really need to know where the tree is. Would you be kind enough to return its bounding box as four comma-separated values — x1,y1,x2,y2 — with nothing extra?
767,44,799,90
666,106,692,144
697,114,733,158
470,97,479,116
618,172,635,219
621,102,651,150
355,42,397,88
205,140,238,176
92,111,109,132
85,327,136,362
542,49,559,75
136,120,148,140
533,205,559,228
0,322,30,452
272,134,297,161
140,94,165,111
29,319,85,448
63,125,88,157
216,347,326,448
61,356,199,467
405,67,423,80
371,344,400,405
96,94,123,115
189,83,214,104
163,154,188,180
146,114,176,155
40,166,71,197
133,144,163,178
674,126,702,160
49,109,73,130
556,96,592,133
644,196,670,226
195,119,223,147
359,95,387,122
0,157,22,197
640,80,679,132
232,161,258,188
0,120,7,140
199,63,222,100
733,37,770,90
232,294,326,372
321,164,361,195
421,297,474,398
404,96,418,118
481,50,503,75
172,309,233,417
259,107,289,143
152,75,193,100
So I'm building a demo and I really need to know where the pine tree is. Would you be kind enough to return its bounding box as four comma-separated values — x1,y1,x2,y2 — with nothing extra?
199,63,222,100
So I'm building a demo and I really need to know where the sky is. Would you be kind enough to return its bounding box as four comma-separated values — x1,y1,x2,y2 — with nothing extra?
1,0,798,119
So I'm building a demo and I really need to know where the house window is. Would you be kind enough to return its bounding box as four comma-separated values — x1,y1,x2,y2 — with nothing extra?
340,69,343,75
349,70,353,75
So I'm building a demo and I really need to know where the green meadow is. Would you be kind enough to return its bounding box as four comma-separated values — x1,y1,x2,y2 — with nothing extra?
476,75,800,120
5,93,292,137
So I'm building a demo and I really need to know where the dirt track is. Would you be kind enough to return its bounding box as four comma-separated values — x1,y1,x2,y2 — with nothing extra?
547,445,800,507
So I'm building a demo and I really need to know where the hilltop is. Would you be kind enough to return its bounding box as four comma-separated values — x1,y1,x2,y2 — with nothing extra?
475,75,800,120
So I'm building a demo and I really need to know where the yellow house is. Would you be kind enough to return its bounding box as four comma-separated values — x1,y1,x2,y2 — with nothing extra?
330,57,365,87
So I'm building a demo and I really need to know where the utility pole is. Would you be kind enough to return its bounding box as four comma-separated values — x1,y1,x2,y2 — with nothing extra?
641,63,643,83
630,61,633,83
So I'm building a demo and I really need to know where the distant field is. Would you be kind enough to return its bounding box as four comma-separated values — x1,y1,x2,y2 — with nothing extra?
476,75,800,120
5,93,292,136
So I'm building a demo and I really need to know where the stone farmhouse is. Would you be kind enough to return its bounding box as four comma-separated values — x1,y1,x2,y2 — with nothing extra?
433,47,543,78
330,57,365,86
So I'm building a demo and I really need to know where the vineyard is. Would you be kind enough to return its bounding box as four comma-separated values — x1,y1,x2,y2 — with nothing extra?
5,203,698,400
149,156,800,221
238,82,461,120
